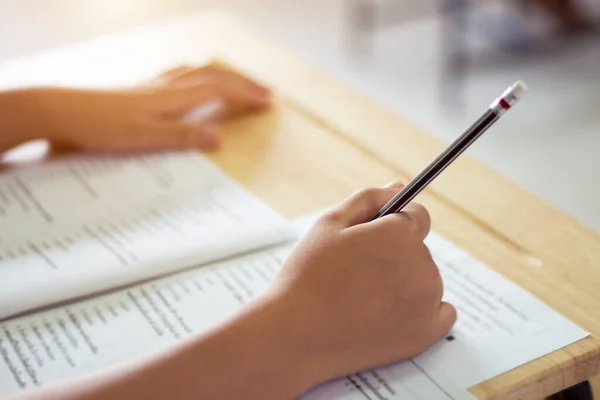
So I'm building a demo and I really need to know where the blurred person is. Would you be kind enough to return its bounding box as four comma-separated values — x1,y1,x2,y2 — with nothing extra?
0,63,456,400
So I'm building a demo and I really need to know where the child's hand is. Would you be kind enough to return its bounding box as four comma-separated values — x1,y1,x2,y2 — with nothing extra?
265,182,457,388
33,62,272,152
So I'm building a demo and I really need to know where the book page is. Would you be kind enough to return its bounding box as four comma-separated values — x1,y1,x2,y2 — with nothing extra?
0,151,293,319
0,244,291,395
0,215,588,398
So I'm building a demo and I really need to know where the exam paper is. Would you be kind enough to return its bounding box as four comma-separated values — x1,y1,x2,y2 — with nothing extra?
0,151,293,319
0,216,588,399
417,233,588,390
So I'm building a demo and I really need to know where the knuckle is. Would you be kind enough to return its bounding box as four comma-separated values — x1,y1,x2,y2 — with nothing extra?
356,187,379,198
422,244,435,261
204,59,224,71
207,68,232,80
319,208,345,226
412,202,430,218
197,68,226,83
408,202,431,233
168,65,193,75
401,213,424,240
354,187,381,206
421,249,442,282
410,268,442,298
382,213,412,238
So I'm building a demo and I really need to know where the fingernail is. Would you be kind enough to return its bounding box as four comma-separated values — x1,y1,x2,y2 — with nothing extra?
384,181,405,189
196,129,221,151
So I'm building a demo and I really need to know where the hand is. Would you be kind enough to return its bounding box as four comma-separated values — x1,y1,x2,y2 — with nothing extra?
266,182,457,389
30,62,272,152
6,183,457,400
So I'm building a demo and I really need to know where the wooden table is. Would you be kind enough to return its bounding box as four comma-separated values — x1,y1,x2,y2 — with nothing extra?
1,11,600,400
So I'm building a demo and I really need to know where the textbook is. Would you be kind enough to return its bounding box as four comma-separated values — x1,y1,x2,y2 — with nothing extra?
0,151,294,320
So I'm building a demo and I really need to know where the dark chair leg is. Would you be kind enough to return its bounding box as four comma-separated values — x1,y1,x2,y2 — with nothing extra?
551,380,594,400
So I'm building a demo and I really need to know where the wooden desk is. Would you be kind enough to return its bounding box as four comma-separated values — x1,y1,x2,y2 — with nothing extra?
1,11,600,400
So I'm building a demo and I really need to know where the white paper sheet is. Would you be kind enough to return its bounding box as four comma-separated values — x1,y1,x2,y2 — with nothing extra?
0,151,294,319
0,215,588,399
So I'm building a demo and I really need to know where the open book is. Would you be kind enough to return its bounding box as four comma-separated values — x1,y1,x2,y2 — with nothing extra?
0,152,589,399
0,151,294,319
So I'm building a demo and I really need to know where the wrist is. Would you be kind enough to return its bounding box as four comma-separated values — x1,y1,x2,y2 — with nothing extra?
203,294,321,398
238,293,325,396
0,89,45,152
141,294,322,400
259,289,345,390
0,88,76,151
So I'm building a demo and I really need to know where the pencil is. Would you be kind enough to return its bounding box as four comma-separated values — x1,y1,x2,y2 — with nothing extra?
371,81,528,220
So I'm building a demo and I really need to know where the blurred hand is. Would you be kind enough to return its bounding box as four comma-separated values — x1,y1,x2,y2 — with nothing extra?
266,182,457,387
33,62,272,152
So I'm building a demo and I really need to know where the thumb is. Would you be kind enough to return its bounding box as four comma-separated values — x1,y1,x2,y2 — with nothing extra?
139,121,221,151
328,181,405,228
432,302,458,341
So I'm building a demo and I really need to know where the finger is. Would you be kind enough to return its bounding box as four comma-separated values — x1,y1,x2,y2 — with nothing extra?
324,186,403,229
200,70,272,116
144,66,195,88
162,63,218,84
201,77,271,107
182,99,228,124
433,302,458,341
172,63,271,98
384,180,406,190
401,202,431,241
156,65,195,81
157,80,270,118
133,120,221,151
193,68,270,98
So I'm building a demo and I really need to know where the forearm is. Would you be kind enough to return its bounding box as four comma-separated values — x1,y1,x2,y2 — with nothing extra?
0,89,49,154
11,295,318,400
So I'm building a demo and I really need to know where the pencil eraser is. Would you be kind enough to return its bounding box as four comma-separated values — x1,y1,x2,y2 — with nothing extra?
495,80,528,110
508,81,528,101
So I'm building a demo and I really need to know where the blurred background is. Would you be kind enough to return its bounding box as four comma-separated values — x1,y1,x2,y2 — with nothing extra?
0,0,599,231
